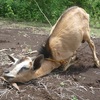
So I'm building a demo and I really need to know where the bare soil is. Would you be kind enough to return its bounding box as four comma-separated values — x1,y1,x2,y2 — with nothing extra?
0,25,100,100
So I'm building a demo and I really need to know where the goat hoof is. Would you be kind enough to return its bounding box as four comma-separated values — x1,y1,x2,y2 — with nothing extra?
95,60,100,68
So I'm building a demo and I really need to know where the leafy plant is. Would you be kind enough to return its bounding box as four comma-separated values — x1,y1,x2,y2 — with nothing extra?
71,95,78,100
0,0,99,27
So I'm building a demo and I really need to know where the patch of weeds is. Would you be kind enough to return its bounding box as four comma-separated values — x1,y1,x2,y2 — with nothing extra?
60,82,65,87
71,95,78,100
91,28,100,37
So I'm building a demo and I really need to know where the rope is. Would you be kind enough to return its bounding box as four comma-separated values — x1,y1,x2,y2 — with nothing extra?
34,0,52,27
45,58,68,65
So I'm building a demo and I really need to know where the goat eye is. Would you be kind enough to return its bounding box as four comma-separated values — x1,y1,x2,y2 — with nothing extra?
21,67,29,71
18,67,29,74
22,67,29,70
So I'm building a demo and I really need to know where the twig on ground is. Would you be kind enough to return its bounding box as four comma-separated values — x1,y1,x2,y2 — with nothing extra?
79,86,87,91
54,87,64,100
0,48,14,52
10,97,14,100
0,89,8,99
66,89,85,100
59,87,65,99
41,83,50,95
28,94,34,100
0,49,9,52
90,86,95,94
24,50,38,55
5,88,13,99
54,91,61,98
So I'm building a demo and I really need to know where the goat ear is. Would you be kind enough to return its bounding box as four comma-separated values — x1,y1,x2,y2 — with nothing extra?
33,54,44,70
8,55,18,63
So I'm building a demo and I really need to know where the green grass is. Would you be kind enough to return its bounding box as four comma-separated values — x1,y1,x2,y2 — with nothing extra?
91,28,100,37
71,95,78,100
0,17,100,37
0,17,51,27
0,17,51,32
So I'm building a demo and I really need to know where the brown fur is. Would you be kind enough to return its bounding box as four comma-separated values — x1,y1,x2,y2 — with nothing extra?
5,6,99,83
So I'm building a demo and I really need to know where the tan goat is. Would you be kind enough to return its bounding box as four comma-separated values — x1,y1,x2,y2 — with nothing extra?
3,6,100,83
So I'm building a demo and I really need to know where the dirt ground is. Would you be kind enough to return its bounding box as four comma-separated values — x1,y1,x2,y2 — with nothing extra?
0,24,100,100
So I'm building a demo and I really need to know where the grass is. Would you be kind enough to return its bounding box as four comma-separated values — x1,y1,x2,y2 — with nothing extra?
0,17,100,37
91,28,100,37
71,95,78,100
0,17,51,30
